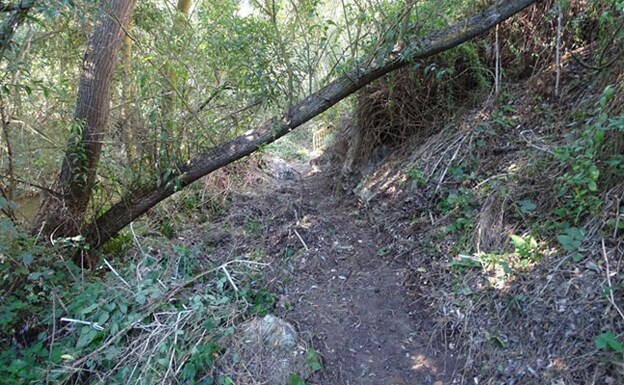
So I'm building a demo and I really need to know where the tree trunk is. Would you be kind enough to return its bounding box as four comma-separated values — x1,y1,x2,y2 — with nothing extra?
32,0,136,239
120,17,136,164
82,0,538,249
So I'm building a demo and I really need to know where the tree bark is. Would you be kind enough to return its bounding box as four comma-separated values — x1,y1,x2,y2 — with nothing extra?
32,0,136,238
81,0,538,249
120,17,136,164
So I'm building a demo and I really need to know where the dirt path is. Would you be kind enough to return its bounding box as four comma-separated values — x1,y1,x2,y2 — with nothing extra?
265,162,455,385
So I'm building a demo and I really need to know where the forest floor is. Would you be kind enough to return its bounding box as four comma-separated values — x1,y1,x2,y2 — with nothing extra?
277,163,453,385
203,90,623,385
207,156,458,385
156,56,623,385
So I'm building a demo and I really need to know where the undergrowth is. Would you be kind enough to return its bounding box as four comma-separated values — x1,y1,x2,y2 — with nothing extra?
0,217,274,384
348,48,623,382
346,42,488,171
421,84,623,383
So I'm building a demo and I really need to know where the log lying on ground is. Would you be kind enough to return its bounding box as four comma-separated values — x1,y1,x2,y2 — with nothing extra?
83,0,538,248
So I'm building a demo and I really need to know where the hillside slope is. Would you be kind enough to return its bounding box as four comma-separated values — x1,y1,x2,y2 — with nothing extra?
325,47,623,384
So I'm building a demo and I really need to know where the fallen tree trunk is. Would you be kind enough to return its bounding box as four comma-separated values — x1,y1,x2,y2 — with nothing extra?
83,0,538,248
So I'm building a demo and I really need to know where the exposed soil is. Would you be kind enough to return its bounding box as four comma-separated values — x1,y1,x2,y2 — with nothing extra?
208,51,624,383
281,171,455,385
224,158,458,385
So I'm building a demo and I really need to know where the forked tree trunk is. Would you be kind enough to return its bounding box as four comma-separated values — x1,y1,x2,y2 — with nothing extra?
32,0,136,239
82,0,538,249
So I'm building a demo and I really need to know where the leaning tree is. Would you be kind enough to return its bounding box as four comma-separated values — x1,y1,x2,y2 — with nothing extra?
23,0,539,262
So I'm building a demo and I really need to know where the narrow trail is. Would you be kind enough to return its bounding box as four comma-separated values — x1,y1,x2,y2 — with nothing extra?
266,162,455,385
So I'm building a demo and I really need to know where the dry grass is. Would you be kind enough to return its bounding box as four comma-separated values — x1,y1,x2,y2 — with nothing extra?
347,53,485,173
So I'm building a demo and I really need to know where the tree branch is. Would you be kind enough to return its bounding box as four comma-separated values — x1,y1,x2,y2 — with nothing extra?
0,1,34,13
83,0,539,248
0,0,36,59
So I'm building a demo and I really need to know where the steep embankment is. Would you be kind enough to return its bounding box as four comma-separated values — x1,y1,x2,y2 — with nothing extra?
327,52,624,384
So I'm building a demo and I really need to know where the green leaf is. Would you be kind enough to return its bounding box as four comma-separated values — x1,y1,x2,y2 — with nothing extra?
572,252,584,262
595,331,623,352
21,253,34,265
81,303,99,315
556,227,585,252
76,327,97,349
288,374,306,385
510,235,525,249
204,318,216,331
602,85,615,104
306,349,322,372
135,293,146,305
98,311,110,325
28,272,42,280
519,199,536,213
609,338,624,352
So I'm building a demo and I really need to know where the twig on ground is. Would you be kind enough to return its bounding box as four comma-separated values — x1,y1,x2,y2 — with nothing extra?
519,129,555,155
614,193,622,239
130,222,146,256
429,132,463,178
602,239,624,323
222,265,239,292
294,229,309,251
103,258,131,288
68,258,267,371
60,317,104,331
435,134,468,195
173,329,208,377
163,311,190,383
472,173,508,190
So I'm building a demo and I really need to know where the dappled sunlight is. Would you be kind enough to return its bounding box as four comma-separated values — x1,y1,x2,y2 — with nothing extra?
1,0,622,384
